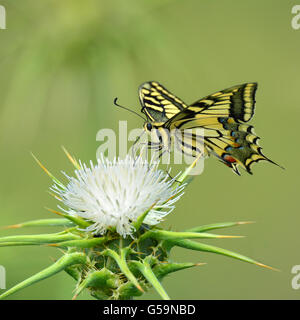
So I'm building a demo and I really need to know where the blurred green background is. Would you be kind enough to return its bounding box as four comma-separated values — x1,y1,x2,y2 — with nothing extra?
0,0,299,299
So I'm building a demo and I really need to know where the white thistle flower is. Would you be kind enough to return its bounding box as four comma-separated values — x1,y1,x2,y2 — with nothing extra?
52,154,185,237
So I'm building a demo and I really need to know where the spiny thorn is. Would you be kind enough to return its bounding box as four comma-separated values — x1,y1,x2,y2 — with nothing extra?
49,256,57,263
237,221,256,225
218,235,245,239
31,153,52,178
136,283,144,293
62,146,81,170
31,152,63,186
128,240,136,248
47,191,62,200
2,223,22,229
256,262,280,272
72,293,78,300
57,248,66,255
194,262,207,266
45,207,64,216
133,251,144,255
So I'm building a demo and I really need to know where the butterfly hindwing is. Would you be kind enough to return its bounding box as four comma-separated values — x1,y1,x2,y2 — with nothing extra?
203,117,271,175
166,111,271,174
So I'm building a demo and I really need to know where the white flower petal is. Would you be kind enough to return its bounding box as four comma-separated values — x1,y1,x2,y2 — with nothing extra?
52,154,185,237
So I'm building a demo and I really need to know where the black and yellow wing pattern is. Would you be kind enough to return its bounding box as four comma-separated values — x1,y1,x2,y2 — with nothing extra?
139,81,280,175
139,81,186,122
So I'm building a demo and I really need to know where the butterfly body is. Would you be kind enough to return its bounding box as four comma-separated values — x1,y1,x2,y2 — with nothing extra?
139,81,279,175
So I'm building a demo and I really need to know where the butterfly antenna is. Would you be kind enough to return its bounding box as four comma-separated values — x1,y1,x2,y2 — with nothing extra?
114,98,146,121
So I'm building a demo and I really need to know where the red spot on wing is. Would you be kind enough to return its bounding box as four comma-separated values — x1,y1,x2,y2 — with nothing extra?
224,155,237,163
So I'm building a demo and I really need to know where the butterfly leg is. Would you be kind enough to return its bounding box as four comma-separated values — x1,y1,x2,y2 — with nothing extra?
147,141,162,149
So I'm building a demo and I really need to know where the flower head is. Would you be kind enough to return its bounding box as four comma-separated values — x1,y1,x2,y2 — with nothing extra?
0,151,272,301
52,154,184,237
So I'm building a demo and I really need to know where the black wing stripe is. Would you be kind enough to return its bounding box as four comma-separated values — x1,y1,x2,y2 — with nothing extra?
190,83,257,123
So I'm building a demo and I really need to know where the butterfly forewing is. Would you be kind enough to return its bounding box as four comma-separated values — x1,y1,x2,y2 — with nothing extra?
190,83,257,122
139,81,187,122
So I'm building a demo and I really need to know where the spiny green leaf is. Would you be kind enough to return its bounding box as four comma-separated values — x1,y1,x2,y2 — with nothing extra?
132,203,156,232
131,259,170,300
0,233,82,246
117,281,144,299
64,265,81,282
0,252,87,300
140,229,243,241
186,221,254,233
73,268,118,299
46,208,92,229
167,239,276,270
153,262,204,280
2,218,75,229
102,248,144,293
48,237,107,248
0,242,41,247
